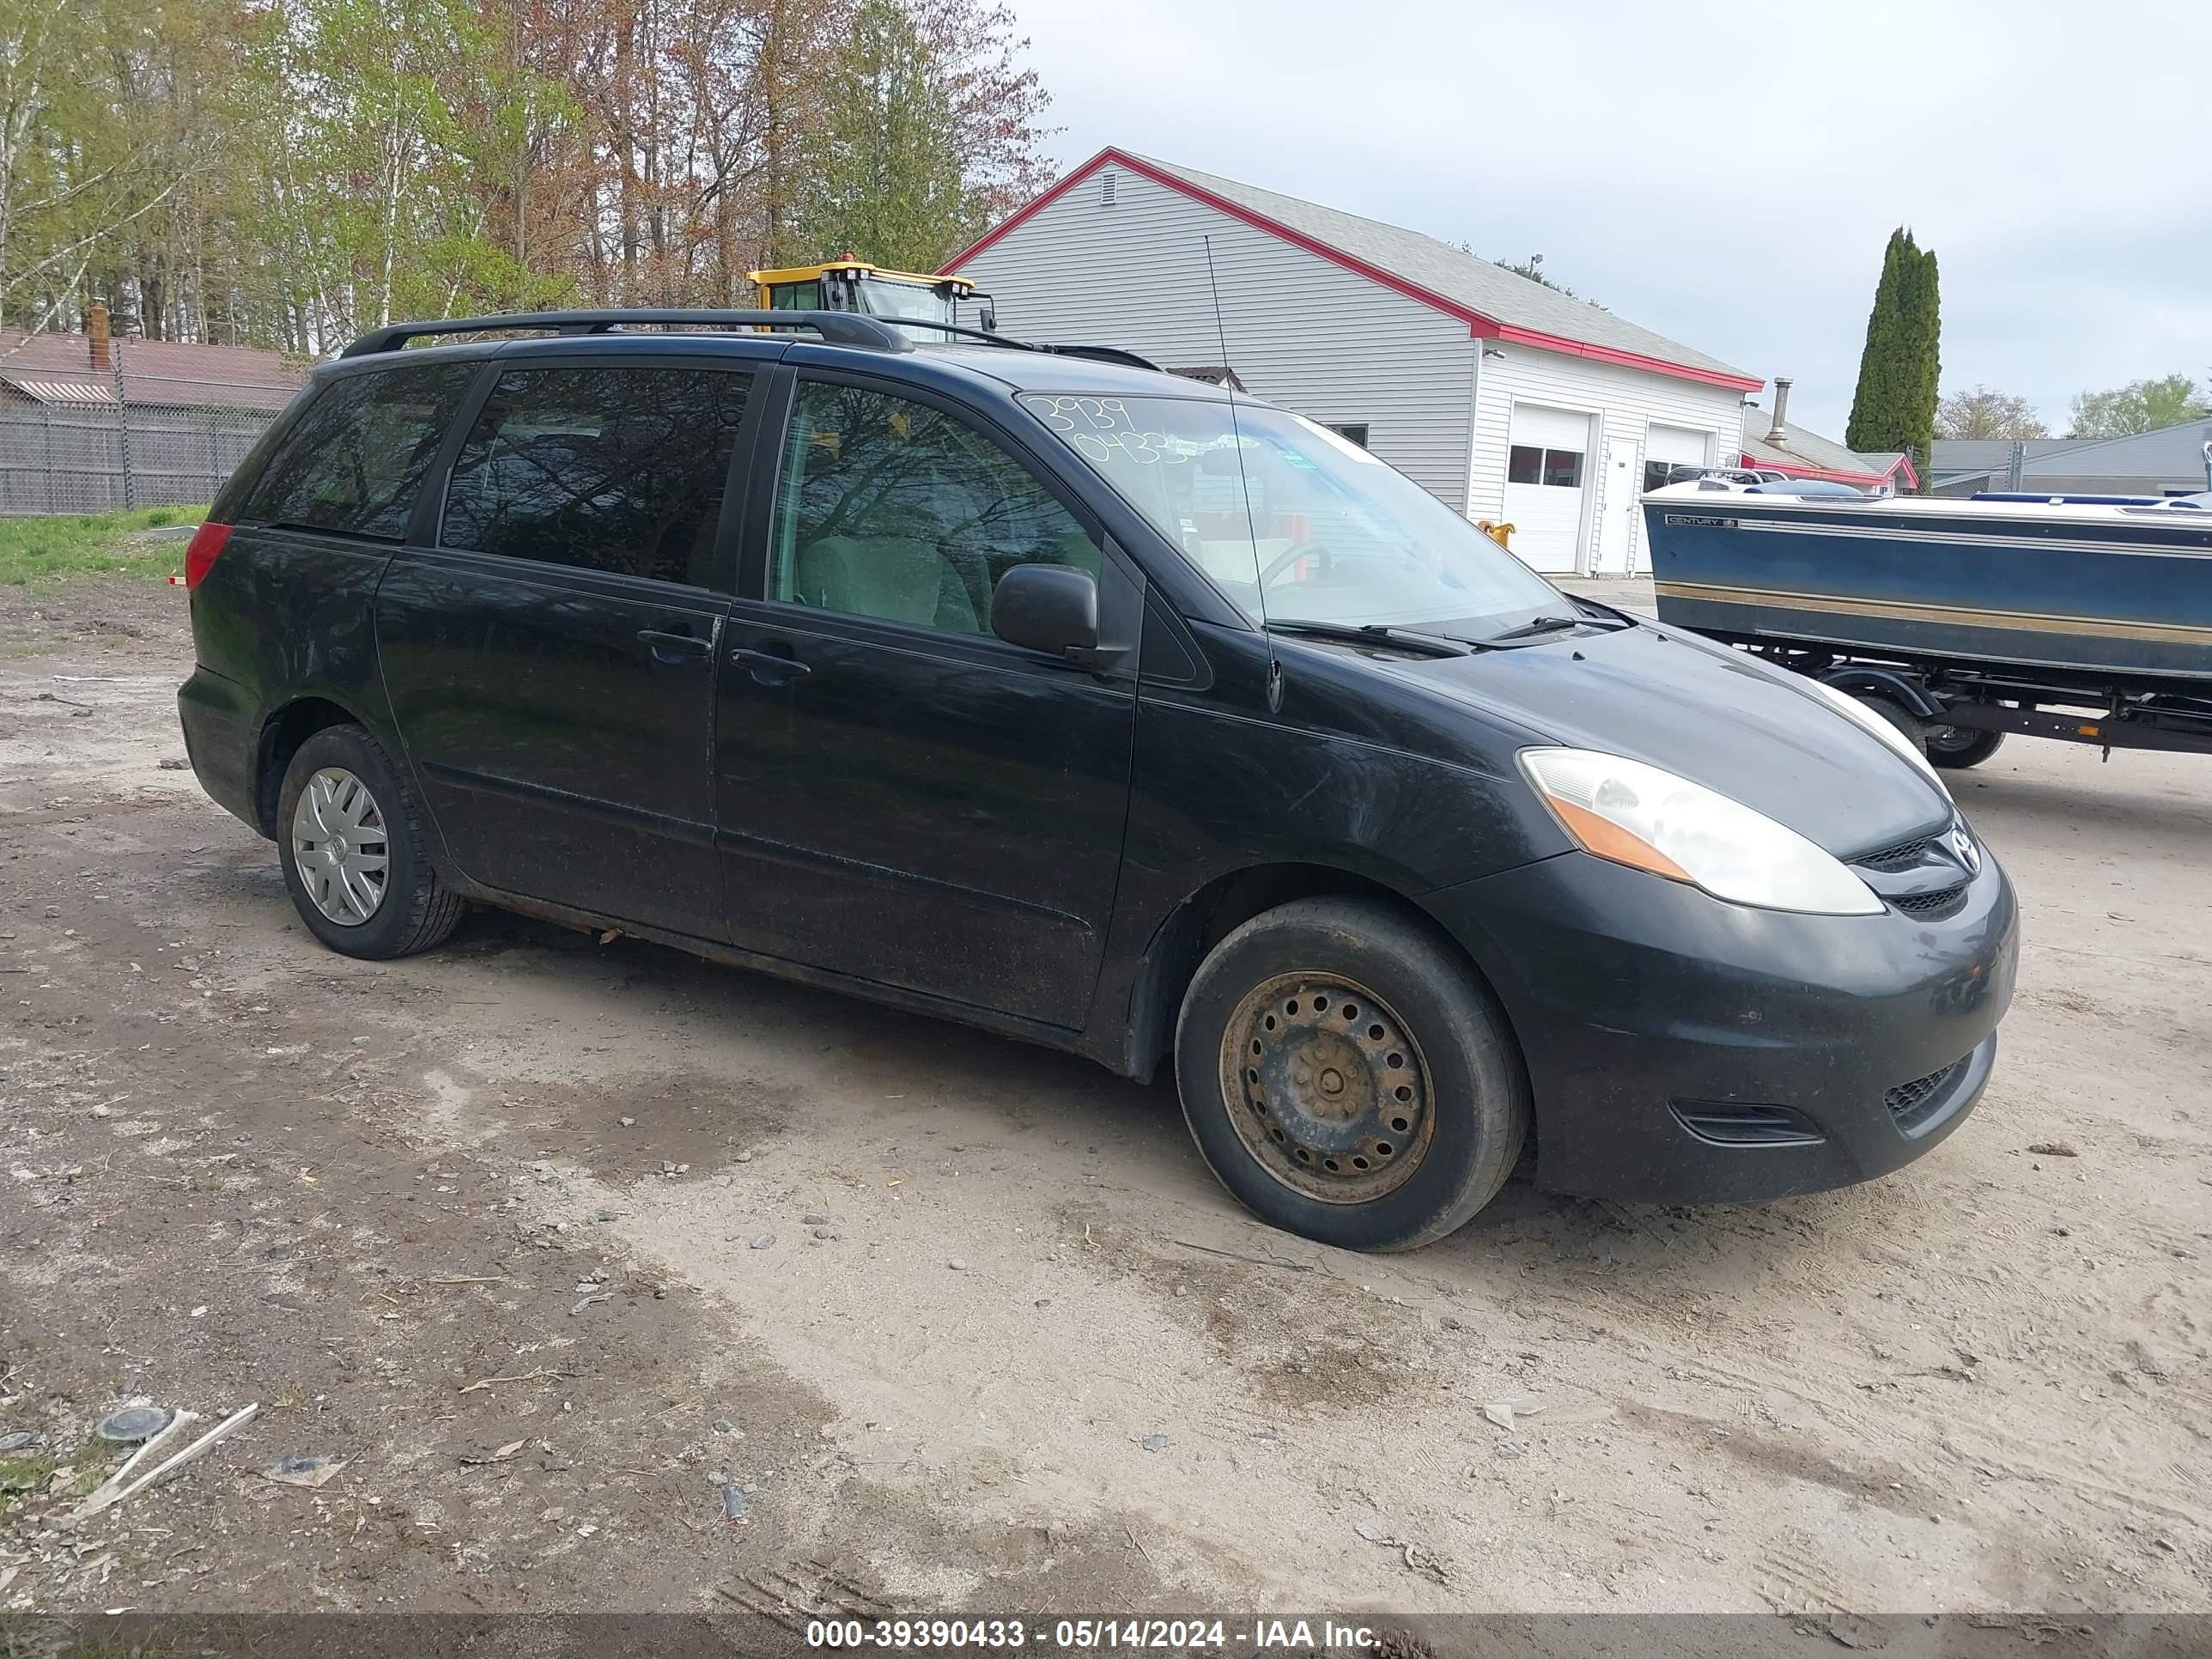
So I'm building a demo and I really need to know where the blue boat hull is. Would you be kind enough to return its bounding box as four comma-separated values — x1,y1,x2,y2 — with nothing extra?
1644,496,2212,685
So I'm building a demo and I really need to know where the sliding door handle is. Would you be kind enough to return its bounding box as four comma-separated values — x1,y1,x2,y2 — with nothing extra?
729,647,811,683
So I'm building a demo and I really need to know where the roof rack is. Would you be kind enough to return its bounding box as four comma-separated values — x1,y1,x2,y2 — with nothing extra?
890,319,1162,373
338,308,915,359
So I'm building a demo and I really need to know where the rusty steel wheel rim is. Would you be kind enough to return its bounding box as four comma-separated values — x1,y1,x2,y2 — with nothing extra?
1218,972,1436,1204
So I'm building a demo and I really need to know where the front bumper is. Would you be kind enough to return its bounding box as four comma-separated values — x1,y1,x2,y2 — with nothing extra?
1425,845,2019,1205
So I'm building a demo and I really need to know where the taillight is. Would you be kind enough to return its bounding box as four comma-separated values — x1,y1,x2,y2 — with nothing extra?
183,521,233,589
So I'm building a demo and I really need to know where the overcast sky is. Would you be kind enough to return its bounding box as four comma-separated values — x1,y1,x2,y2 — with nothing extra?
1008,0,2210,438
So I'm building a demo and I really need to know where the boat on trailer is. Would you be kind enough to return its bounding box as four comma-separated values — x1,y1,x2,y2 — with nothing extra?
1641,483,2212,766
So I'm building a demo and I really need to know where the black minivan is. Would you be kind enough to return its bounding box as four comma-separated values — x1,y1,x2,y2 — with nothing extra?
177,309,2018,1251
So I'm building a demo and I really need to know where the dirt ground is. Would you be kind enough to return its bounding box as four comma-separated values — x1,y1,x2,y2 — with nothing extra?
1,573,2207,1631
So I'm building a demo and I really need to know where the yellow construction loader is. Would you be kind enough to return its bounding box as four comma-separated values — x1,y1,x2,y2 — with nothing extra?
748,260,992,335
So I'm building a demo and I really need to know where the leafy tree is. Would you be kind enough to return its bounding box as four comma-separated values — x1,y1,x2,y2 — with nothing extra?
0,0,1053,351
2066,374,2210,439
1936,386,2049,441
1845,228,1940,488
799,0,1052,270
0,0,233,335
798,0,967,270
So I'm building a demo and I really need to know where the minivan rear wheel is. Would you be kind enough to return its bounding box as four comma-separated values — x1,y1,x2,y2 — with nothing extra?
276,724,464,959
1174,896,1529,1251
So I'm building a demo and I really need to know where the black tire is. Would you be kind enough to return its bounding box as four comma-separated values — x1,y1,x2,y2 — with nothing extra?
1173,896,1530,1252
1925,726,2007,769
276,723,464,959
1853,692,1928,752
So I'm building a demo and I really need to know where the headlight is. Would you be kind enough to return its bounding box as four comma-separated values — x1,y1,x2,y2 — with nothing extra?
1802,678,1952,799
1519,748,1882,915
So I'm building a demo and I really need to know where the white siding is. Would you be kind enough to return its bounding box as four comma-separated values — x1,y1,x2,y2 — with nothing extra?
1468,345,1747,574
955,168,1479,507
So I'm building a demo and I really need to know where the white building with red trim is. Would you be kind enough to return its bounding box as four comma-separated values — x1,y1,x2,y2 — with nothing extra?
940,149,1764,575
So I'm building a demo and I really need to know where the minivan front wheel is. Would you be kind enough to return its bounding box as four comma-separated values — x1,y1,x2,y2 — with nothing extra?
1174,896,1528,1251
276,725,464,959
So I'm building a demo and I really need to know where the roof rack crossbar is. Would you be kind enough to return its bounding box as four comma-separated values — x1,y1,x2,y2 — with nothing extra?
338,308,915,359
880,319,1162,373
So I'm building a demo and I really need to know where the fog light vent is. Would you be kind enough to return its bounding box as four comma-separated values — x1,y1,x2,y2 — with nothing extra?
1669,1101,1826,1147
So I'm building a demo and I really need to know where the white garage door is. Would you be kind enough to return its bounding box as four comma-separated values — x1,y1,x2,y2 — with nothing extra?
1644,422,1714,489
1503,404,1594,572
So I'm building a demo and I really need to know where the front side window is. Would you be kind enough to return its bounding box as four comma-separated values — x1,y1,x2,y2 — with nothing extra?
770,380,1100,636
239,362,476,539
1022,393,1559,635
441,366,750,586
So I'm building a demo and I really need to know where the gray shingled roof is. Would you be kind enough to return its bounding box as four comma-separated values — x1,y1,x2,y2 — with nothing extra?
1929,437,2086,477
1740,404,1905,479
2018,418,2212,482
1127,152,1755,385
1931,422,2212,486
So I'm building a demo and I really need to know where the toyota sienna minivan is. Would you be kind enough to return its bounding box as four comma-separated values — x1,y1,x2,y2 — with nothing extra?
177,309,2019,1251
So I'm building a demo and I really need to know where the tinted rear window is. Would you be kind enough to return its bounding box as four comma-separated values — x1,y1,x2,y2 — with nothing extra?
439,365,751,586
237,362,477,539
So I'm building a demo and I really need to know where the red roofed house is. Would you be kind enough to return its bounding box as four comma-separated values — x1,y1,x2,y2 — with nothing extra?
941,149,1764,574
1737,378,1918,496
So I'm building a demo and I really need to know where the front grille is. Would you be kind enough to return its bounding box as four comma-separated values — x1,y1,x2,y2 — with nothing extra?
1894,885,1966,915
1886,1059,1967,1133
1855,835,1935,872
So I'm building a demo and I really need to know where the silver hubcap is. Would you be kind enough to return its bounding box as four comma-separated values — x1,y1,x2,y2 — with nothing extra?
1218,972,1436,1205
290,767,390,927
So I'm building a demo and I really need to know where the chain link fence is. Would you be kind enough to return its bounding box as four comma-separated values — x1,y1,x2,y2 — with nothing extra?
0,342,300,516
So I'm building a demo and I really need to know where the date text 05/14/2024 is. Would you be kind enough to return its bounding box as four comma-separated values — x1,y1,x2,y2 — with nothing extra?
805,1619,1382,1650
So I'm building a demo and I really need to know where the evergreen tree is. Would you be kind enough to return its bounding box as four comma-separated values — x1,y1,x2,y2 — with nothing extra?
1844,228,1942,489
1844,229,1910,455
1896,240,1941,492
797,0,963,270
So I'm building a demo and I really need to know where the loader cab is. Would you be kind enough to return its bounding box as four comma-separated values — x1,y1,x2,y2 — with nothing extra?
750,260,994,340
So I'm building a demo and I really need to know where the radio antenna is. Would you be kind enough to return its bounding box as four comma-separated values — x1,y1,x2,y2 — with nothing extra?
1202,234,1281,713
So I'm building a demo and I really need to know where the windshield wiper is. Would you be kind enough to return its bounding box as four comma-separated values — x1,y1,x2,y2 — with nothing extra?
1487,613,1583,641
1489,601,1634,643
1564,594,1637,629
1265,620,1475,658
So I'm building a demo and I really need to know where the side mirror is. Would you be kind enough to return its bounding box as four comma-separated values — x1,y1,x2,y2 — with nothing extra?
992,563,1098,657
978,296,998,333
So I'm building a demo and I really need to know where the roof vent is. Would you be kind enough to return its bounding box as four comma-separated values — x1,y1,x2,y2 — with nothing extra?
1766,377,1792,445
1100,170,1117,209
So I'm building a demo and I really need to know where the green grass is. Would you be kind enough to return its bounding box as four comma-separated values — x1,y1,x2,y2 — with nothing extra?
0,1452,58,1493
0,504,208,587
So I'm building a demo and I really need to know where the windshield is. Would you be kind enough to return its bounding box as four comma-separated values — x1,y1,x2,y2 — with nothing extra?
1020,394,1559,635
860,279,957,324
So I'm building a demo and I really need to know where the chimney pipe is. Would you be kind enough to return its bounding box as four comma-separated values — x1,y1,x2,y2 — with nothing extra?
87,302,112,373
1765,377,1791,444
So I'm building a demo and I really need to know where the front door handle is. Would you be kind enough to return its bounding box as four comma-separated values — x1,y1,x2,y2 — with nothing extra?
638,628,712,664
729,646,811,684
